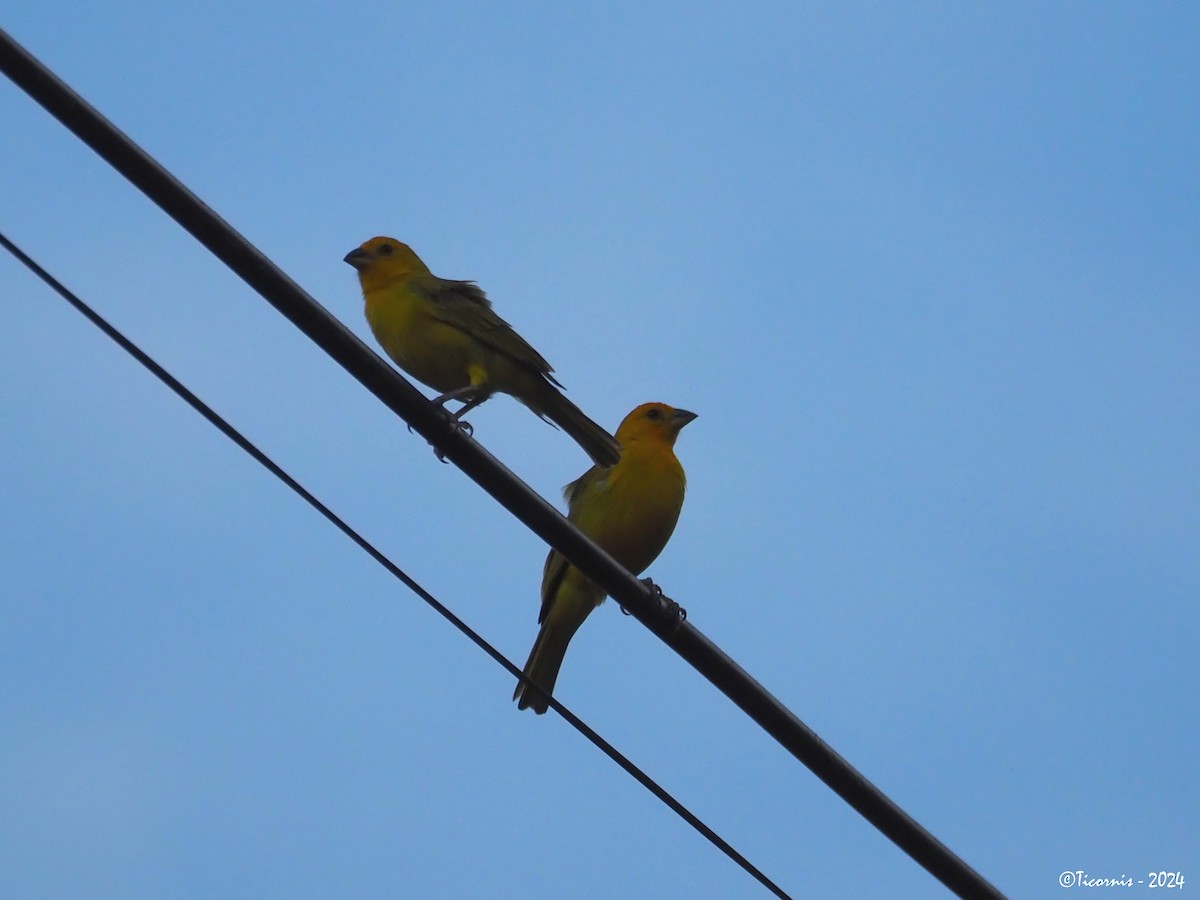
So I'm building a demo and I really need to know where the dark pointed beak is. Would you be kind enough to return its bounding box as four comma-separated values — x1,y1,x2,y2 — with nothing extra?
343,247,370,270
671,409,698,429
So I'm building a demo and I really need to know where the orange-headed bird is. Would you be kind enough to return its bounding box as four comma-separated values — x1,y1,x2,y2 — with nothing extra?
344,237,619,466
515,402,696,713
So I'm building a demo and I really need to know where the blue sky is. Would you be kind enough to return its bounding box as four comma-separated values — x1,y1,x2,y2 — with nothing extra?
2,4,1197,897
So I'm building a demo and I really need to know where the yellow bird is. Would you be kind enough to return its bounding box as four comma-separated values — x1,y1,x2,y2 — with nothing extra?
344,237,620,466
515,402,696,713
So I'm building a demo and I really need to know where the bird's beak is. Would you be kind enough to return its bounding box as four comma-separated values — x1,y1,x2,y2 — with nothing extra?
343,247,370,270
671,409,698,430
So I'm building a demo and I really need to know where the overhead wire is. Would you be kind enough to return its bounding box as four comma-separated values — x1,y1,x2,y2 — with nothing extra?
0,229,792,900
1,29,1006,899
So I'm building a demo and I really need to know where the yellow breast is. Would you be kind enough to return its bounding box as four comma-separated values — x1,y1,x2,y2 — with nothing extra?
364,285,476,393
580,447,686,576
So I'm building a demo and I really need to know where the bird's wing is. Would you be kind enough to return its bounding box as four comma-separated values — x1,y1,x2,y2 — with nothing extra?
538,466,609,623
562,465,606,507
422,278,562,384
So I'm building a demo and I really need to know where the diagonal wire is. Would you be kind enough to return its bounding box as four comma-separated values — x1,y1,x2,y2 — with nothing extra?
0,230,794,900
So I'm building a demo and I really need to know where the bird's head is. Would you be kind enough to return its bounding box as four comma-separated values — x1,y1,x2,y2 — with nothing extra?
615,403,697,449
343,237,430,291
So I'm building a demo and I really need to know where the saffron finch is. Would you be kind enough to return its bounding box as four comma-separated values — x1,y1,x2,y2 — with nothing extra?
344,237,619,466
515,402,696,713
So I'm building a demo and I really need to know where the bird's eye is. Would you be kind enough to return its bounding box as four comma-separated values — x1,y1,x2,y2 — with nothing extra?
377,244,394,256
646,408,662,420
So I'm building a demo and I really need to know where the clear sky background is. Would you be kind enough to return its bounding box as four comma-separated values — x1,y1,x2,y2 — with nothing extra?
2,4,1196,898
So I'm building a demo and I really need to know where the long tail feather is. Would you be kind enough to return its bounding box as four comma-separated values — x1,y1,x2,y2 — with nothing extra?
532,383,620,467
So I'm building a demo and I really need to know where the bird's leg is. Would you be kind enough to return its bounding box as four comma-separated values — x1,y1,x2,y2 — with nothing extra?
429,385,478,407
434,372,490,425
447,395,485,424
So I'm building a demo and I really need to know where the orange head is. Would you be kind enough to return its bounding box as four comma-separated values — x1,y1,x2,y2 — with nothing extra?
343,236,431,292
615,403,697,449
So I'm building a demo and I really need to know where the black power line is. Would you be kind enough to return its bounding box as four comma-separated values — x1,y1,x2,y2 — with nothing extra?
0,229,790,900
1,29,1006,899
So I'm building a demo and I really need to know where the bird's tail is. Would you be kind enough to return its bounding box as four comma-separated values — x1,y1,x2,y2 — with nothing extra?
529,380,620,467
513,618,574,714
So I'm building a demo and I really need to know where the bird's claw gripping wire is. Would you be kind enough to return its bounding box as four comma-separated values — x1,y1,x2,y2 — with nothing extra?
620,578,687,636
407,406,475,462
424,393,484,461
431,417,474,463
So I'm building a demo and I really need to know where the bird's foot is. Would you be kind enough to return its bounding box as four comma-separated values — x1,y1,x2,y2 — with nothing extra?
407,417,472,437
425,392,484,462
405,405,475,462
620,579,686,635
620,578,662,615
641,578,687,629
431,418,474,463
430,386,477,408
